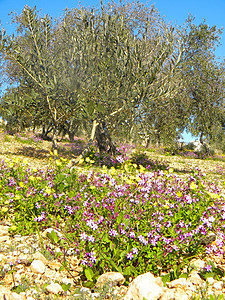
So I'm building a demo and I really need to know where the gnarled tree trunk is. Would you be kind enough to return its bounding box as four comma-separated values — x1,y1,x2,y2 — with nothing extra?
95,122,117,155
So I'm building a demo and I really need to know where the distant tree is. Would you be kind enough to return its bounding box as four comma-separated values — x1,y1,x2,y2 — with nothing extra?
180,17,225,148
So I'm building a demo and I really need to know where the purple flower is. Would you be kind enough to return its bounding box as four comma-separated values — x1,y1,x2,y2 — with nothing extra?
132,248,138,254
126,252,133,260
129,231,135,238
116,156,124,163
109,229,118,237
88,235,95,243
205,264,212,272
80,232,88,241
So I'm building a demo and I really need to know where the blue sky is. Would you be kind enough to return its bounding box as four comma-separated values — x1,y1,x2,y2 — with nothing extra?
0,0,224,142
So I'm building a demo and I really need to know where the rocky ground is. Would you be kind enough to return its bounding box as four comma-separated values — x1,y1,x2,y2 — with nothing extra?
1,132,225,299
1,224,225,299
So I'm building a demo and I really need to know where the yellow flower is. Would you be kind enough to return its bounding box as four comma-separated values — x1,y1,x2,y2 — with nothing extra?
29,176,35,181
53,149,58,157
110,167,116,175
15,195,21,200
85,157,91,163
139,165,145,173
60,157,67,162
176,191,182,197
90,160,95,164
132,163,138,169
19,182,24,188
206,192,220,200
79,158,84,164
126,179,133,185
190,182,197,190
168,168,174,173
90,185,96,190
1,207,8,213
10,225,17,231
45,187,53,194
55,160,62,167
13,157,20,163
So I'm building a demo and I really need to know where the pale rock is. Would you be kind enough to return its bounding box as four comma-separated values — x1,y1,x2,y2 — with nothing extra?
32,251,48,264
160,288,175,300
190,259,205,270
0,225,9,236
96,272,125,288
112,286,128,297
30,259,46,274
46,282,63,294
124,272,163,300
48,261,62,271
10,292,26,300
213,281,223,290
0,286,12,299
206,277,215,285
166,277,188,289
0,235,10,242
44,268,61,281
188,270,204,286
174,287,189,300
61,277,74,285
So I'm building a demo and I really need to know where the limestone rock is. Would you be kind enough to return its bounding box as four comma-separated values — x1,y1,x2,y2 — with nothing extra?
0,225,9,236
96,272,125,288
166,278,188,289
32,251,48,264
174,287,189,300
188,270,204,286
190,258,205,270
10,292,26,300
124,272,163,300
0,286,12,300
213,281,223,290
30,259,46,274
46,282,63,294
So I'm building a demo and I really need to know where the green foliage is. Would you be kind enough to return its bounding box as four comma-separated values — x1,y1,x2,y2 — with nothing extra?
1,154,225,288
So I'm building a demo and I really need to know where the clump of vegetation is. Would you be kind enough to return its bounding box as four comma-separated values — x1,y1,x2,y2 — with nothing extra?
1,153,225,288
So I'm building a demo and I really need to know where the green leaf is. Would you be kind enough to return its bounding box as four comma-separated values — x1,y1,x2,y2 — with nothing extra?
86,100,95,115
47,230,60,244
85,267,94,281
96,103,105,113
61,283,71,292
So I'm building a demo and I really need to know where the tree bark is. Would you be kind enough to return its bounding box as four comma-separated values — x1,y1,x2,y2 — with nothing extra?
72,120,99,164
95,122,117,155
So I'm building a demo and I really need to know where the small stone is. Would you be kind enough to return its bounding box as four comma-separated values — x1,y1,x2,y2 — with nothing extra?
188,270,204,286
48,261,62,271
32,252,48,264
167,278,188,289
96,272,125,288
11,292,26,300
160,288,175,300
174,288,189,300
206,277,215,285
190,259,205,270
213,281,223,290
0,225,9,236
30,259,46,274
0,286,11,299
46,282,63,294
124,272,163,300
61,277,74,285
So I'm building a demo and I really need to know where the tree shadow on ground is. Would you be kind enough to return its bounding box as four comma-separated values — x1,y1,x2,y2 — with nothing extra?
4,146,50,160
